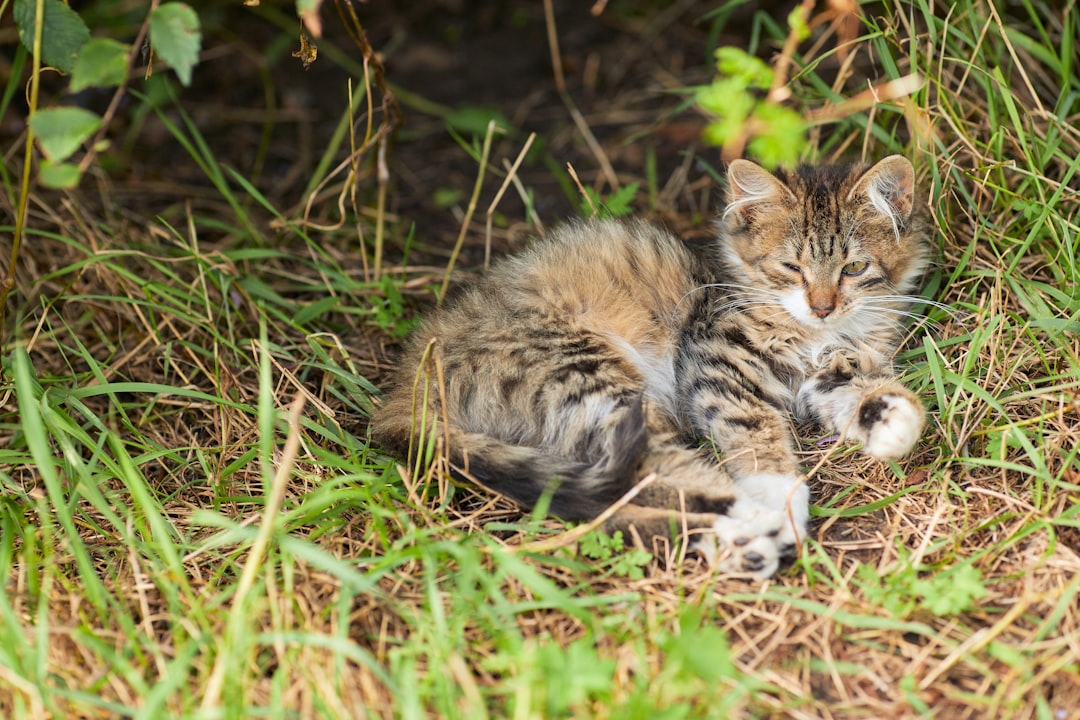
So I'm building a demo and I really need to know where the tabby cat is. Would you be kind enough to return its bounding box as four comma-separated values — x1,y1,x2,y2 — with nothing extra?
372,155,928,578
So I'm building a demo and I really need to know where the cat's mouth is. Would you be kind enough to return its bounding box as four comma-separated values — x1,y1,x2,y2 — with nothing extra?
798,313,846,330
778,289,843,328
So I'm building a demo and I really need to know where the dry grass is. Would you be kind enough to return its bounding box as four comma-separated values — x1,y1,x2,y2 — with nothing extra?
1,0,1079,718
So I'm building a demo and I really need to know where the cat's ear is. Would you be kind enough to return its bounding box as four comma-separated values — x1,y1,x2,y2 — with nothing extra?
724,159,795,223
848,155,915,225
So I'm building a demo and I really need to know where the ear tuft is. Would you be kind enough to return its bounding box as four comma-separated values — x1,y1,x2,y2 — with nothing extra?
724,160,794,223
849,155,915,231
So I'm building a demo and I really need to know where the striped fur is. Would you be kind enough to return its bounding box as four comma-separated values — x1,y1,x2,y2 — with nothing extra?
372,156,929,577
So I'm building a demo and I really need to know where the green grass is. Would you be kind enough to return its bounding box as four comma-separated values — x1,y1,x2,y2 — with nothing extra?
2,0,1080,717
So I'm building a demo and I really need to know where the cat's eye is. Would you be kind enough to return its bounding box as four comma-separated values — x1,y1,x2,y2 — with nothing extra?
841,260,869,277
782,262,803,275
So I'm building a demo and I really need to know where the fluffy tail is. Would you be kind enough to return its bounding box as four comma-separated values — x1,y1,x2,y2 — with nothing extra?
372,397,648,521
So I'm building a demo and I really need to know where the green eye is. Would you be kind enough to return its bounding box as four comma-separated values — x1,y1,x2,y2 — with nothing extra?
842,260,869,276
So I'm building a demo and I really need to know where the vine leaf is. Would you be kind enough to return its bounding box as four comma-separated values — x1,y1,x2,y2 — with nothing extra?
13,0,91,73
29,107,102,163
149,2,203,86
39,160,82,189
71,38,131,91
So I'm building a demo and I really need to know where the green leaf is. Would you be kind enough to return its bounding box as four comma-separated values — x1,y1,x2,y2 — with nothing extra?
433,187,465,208
917,564,987,615
29,107,102,162
601,182,639,218
787,7,811,42
13,0,91,73
149,3,202,86
695,77,748,115
698,87,754,146
579,529,617,561
578,183,640,220
747,103,808,168
38,159,82,188
714,46,773,89
71,38,130,91
446,105,511,136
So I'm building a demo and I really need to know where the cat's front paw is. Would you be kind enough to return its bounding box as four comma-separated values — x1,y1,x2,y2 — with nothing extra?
858,391,925,459
736,473,809,557
690,508,781,577
689,497,805,578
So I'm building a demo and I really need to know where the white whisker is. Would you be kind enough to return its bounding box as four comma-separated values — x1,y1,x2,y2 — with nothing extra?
698,282,783,298
860,296,966,324
854,306,947,334
679,282,783,311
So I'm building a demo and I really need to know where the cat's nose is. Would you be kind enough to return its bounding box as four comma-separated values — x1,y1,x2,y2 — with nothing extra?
811,303,835,318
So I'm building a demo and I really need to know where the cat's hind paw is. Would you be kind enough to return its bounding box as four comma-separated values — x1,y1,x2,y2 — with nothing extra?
858,391,925,460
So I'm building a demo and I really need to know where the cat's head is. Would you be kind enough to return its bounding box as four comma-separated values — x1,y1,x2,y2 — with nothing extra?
718,155,928,334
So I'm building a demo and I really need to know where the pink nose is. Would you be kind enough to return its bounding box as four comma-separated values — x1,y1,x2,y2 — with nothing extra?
811,303,834,319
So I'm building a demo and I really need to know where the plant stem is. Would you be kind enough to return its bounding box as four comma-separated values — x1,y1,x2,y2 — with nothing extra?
0,0,45,355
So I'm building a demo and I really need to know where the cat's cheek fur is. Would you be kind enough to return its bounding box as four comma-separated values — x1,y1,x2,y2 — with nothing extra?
779,288,814,325
858,391,926,459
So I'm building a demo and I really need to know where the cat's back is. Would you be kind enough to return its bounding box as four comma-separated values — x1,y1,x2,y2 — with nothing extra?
373,220,701,449
456,218,701,338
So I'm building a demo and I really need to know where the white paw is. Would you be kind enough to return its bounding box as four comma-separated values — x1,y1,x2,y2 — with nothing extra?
736,473,807,511
689,498,806,578
859,393,925,460
736,473,810,550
